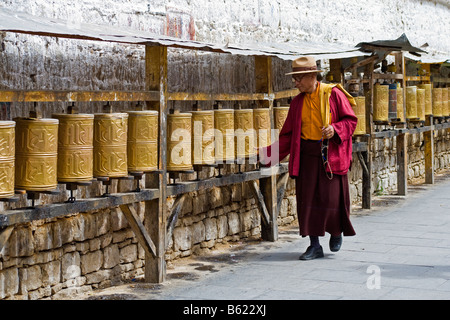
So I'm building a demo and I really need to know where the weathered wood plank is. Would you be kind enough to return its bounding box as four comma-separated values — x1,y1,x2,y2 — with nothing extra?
144,44,168,283
0,189,159,228
165,194,187,249
119,203,156,258
0,90,160,102
0,226,14,253
248,180,271,227
424,115,434,184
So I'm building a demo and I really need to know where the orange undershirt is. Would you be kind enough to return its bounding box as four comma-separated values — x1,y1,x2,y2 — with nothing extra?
301,82,323,140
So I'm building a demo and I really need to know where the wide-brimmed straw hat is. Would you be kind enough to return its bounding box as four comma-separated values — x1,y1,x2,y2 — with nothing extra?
285,56,323,75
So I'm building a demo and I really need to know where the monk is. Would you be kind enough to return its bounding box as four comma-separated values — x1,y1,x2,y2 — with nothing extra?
259,56,357,260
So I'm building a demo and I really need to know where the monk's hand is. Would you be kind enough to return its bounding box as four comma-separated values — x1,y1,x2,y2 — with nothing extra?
322,125,335,140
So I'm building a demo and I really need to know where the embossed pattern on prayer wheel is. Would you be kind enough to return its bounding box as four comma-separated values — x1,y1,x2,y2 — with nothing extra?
416,88,426,121
191,110,215,165
274,106,289,134
253,108,271,149
353,96,366,135
93,113,128,178
397,87,405,122
373,84,389,122
406,86,418,119
442,87,449,117
167,113,192,171
234,109,256,159
418,84,432,115
0,121,15,198
388,84,397,120
432,88,443,117
126,110,158,172
15,118,58,191
214,109,234,163
52,114,94,183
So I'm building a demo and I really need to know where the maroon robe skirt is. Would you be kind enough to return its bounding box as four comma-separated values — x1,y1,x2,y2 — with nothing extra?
295,139,356,237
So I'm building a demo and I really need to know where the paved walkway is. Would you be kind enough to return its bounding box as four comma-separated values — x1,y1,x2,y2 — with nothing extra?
79,172,450,302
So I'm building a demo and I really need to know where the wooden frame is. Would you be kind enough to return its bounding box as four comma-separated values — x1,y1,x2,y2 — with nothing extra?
0,33,448,284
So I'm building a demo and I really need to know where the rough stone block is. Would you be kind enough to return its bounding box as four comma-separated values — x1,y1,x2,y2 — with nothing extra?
61,251,81,281
0,267,19,299
41,260,61,287
119,244,137,264
81,250,103,275
103,244,120,269
173,226,191,251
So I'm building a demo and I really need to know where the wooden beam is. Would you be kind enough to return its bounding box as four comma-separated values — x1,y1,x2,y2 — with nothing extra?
255,55,278,241
396,52,408,196
276,172,289,217
119,203,156,258
424,115,434,184
144,45,168,283
166,164,288,197
362,62,374,209
165,194,187,249
0,226,14,253
397,132,408,196
167,92,269,101
248,180,271,227
0,189,159,228
0,90,159,102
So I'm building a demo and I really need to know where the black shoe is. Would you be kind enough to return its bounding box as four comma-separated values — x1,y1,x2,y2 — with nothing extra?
299,245,324,260
329,235,342,252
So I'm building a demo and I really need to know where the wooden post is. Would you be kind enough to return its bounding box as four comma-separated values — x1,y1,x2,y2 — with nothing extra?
144,45,168,283
396,52,408,196
362,63,374,209
255,56,277,241
424,115,434,184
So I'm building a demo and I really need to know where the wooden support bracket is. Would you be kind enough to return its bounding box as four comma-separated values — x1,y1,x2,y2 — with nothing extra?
0,226,14,253
119,203,156,258
165,193,187,249
424,115,434,184
276,173,289,217
248,180,271,227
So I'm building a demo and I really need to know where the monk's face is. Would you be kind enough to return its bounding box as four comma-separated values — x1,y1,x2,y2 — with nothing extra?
292,73,317,93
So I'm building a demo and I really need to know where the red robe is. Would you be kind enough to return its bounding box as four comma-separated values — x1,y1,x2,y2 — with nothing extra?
261,86,358,176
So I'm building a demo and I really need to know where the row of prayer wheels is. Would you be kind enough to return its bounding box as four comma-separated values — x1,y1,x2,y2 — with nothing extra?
0,107,290,198
373,84,449,123
0,111,158,198
166,107,288,171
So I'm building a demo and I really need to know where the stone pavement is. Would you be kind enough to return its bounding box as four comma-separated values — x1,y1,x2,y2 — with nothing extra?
78,172,450,301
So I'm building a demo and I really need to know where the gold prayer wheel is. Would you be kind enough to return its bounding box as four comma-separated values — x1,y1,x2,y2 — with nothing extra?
418,84,433,115
406,86,418,119
274,105,289,131
432,88,443,117
397,87,405,122
52,113,94,183
253,108,271,149
373,84,389,122
0,121,15,198
93,113,128,178
214,109,235,163
234,109,256,159
416,88,426,121
353,96,366,135
15,118,58,191
191,110,215,166
442,87,449,117
167,113,192,171
126,110,158,172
